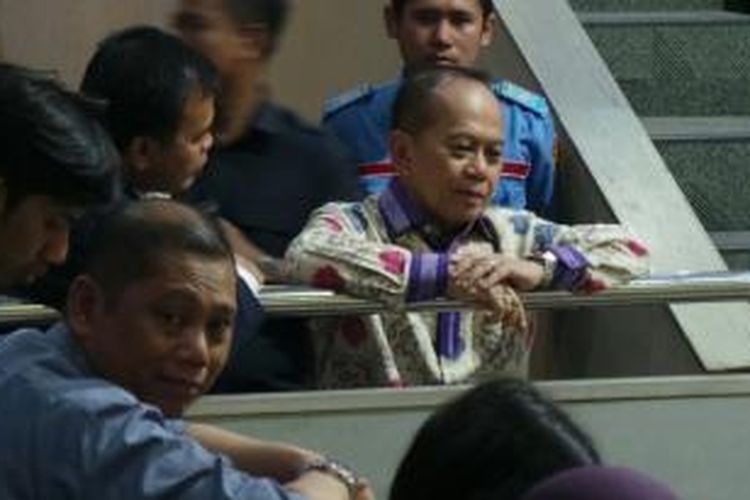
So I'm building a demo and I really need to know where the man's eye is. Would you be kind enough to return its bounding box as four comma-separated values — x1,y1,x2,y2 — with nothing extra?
413,11,440,25
450,143,475,157
486,147,503,163
450,13,475,27
206,317,232,343
156,310,185,330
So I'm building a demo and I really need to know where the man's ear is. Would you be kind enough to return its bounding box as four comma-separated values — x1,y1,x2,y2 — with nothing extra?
480,12,497,48
384,5,399,39
67,275,105,343
125,136,158,175
389,129,416,177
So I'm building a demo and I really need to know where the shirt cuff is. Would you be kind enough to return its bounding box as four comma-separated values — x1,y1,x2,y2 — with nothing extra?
549,245,589,290
406,252,449,302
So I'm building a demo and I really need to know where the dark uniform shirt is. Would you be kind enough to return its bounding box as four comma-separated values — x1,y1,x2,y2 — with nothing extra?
187,101,361,392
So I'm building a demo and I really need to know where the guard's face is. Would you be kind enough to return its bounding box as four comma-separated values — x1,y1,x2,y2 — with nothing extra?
72,252,236,418
393,78,503,229
0,194,77,290
173,0,246,82
141,91,215,195
386,0,494,68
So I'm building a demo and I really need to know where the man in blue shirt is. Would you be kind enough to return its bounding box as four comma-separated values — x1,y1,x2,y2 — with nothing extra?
323,0,556,215
0,199,368,500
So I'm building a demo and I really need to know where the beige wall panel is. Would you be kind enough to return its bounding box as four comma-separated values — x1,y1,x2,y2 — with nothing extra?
0,1,525,122
270,1,402,121
0,0,175,88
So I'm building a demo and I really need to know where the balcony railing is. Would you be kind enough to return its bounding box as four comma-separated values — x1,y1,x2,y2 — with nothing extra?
3,270,750,326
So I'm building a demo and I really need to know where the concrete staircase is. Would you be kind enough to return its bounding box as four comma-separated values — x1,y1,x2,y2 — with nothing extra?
570,0,750,268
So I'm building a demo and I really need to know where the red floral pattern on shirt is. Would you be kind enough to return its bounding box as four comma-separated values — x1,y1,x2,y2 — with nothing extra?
312,265,345,292
378,250,406,275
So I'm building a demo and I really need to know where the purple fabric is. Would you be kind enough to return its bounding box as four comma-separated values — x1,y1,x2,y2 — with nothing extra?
437,311,463,360
549,244,590,290
406,252,449,302
378,179,425,239
378,178,493,361
520,466,681,500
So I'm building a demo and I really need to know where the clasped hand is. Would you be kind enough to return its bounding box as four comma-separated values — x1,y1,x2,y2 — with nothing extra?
446,244,542,322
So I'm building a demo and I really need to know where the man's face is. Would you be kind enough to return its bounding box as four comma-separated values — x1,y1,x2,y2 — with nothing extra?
0,194,77,289
146,91,215,195
393,78,503,229
386,0,494,68
173,0,246,82
73,252,236,418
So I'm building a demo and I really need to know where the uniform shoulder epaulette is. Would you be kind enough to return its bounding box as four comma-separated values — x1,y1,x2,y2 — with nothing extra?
323,84,373,117
492,80,549,116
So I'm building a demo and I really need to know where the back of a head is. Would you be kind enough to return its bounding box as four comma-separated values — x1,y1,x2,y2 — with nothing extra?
80,25,218,150
0,63,119,209
389,378,601,500
392,65,493,136
81,198,234,302
223,0,290,54
520,466,681,500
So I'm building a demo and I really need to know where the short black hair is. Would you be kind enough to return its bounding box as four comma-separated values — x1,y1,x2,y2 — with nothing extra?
392,65,492,134
82,198,235,303
80,26,219,151
389,378,601,500
223,0,290,54
0,63,119,210
391,0,494,18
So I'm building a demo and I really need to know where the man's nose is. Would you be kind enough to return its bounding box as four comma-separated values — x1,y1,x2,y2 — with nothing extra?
44,227,70,265
181,330,211,369
202,132,214,154
431,20,453,46
467,153,491,178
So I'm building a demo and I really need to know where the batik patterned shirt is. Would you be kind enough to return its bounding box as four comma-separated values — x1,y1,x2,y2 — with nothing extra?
285,181,649,388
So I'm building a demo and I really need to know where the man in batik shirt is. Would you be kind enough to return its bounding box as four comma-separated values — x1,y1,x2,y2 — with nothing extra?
286,67,649,388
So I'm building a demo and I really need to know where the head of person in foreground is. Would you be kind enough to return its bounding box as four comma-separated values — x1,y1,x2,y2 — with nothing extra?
389,378,601,500
66,199,237,417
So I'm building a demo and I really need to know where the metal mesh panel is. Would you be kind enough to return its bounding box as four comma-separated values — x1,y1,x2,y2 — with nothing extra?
586,22,750,115
570,0,724,11
654,140,750,232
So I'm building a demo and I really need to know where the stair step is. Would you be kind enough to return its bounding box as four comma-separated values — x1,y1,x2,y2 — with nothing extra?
579,10,750,25
642,117,750,233
570,0,724,12
711,231,750,252
642,116,750,141
581,10,750,115
710,231,750,270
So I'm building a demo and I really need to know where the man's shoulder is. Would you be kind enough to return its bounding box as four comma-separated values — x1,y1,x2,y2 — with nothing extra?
491,79,551,118
263,102,344,147
0,326,141,420
322,80,397,120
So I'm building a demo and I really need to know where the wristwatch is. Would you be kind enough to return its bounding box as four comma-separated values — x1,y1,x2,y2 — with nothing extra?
531,249,558,288
301,457,360,498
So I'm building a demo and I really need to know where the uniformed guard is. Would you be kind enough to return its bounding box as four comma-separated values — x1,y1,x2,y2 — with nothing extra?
322,0,556,215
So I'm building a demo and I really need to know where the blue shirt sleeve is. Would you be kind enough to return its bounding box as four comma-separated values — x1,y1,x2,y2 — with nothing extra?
38,397,303,500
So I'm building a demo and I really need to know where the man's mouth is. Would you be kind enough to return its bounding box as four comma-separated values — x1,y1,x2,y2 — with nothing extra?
158,375,204,397
431,56,456,65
